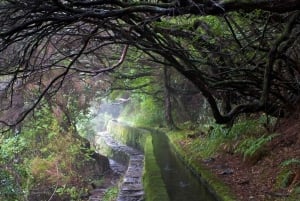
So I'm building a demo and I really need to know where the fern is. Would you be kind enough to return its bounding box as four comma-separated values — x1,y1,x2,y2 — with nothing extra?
235,134,278,160
281,158,300,167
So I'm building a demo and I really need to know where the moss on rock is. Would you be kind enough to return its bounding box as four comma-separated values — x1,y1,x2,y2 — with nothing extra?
105,121,169,201
143,136,170,201
107,120,148,151
106,122,235,201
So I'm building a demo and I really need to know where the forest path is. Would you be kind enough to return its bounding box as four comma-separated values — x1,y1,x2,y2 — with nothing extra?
93,132,145,201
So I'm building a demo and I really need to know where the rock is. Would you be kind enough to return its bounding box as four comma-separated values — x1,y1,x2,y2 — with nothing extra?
219,168,234,175
96,132,145,201
203,157,215,163
236,179,250,185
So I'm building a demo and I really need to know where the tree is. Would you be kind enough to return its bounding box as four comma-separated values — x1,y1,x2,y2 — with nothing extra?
0,0,300,129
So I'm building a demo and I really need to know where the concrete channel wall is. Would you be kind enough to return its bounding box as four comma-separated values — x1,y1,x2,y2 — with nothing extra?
97,120,169,201
104,122,236,201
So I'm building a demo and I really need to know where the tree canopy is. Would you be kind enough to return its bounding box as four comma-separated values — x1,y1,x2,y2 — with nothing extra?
0,0,300,129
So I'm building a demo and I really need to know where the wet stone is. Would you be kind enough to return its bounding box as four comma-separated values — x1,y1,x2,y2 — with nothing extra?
120,191,144,197
123,177,141,183
121,185,143,191
96,132,145,201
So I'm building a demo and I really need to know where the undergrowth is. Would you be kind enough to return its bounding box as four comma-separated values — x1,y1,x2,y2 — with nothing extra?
0,104,102,201
276,158,300,190
103,186,119,201
235,134,278,161
170,115,276,160
166,114,300,201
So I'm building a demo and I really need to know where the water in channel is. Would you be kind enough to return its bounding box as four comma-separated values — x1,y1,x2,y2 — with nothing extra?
151,131,217,201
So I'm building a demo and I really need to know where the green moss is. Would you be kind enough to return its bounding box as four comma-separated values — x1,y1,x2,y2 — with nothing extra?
167,131,237,201
143,136,170,201
107,121,148,151
106,122,236,200
106,121,169,201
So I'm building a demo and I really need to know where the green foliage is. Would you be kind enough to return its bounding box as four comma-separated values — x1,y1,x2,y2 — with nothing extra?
30,157,54,179
103,186,119,201
76,111,95,140
190,119,260,157
136,96,163,126
281,159,300,167
26,129,90,199
288,186,300,201
143,136,170,201
227,119,265,139
0,170,21,200
23,105,59,140
191,124,224,157
91,178,104,187
276,158,300,190
276,169,294,189
170,117,272,160
118,95,164,127
0,103,99,201
235,134,277,161
0,135,27,161
56,185,87,201
0,133,30,200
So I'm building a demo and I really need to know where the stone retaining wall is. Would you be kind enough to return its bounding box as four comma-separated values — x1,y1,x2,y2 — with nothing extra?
98,120,169,201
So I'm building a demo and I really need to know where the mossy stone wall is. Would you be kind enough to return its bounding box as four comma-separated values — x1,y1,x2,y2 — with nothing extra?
106,121,169,201
107,120,148,151
143,136,170,201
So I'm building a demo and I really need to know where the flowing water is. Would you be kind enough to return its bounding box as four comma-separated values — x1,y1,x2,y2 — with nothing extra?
96,126,218,201
151,131,217,201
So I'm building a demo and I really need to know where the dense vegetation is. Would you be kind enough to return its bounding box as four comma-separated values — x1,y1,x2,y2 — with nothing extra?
1,0,299,127
0,102,110,200
0,0,299,200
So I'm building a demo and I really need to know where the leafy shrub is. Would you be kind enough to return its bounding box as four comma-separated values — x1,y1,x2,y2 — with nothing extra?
0,135,27,161
0,104,101,201
0,134,29,200
0,170,21,200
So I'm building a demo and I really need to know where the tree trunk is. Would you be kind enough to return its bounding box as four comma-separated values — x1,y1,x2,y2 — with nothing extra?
163,66,177,129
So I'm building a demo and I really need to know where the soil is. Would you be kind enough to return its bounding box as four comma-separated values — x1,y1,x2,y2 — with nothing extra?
204,116,300,201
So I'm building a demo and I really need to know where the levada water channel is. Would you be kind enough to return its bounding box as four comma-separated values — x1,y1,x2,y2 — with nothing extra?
95,122,218,201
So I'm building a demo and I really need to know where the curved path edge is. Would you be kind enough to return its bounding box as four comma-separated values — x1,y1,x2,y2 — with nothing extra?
96,132,145,201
